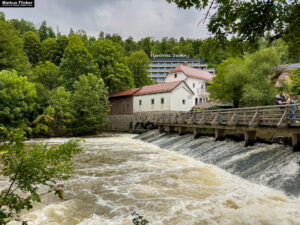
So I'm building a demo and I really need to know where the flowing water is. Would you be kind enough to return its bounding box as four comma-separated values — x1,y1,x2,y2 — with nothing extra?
5,132,300,225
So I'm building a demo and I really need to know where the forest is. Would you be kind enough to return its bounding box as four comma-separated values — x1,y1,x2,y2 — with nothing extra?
0,2,299,135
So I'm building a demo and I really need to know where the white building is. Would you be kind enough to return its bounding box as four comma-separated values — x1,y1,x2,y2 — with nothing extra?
164,62,214,105
133,80,194,112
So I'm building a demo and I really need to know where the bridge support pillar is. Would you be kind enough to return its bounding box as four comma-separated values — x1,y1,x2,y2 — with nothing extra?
244,130,256,147
292,133,300,152
159,125,164,133
165,126,175,133
194,128,204,139
215,129,225,141
178,126,187,135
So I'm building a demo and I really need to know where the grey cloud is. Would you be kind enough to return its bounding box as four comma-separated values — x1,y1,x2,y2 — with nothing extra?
1,0,210,40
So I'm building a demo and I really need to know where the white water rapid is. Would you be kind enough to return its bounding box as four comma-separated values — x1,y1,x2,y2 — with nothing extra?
4,132,300,225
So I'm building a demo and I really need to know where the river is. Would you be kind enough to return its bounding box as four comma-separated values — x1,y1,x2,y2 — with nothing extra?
7,132,300,224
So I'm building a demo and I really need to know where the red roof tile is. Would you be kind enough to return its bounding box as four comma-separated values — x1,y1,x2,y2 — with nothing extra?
168,64,214,81
109,88,140,98
134,80,183,96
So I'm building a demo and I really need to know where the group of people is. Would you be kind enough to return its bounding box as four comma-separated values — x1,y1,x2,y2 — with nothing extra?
276,92,299,123
276,92,298,105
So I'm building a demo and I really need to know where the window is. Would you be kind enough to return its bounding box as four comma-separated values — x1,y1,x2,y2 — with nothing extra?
151,99,154,104
174,73,177,78
161,98,164,104
139,100,142,105
199,98,203,103
193,83,195,88
195,98,198,105
182,99,186,105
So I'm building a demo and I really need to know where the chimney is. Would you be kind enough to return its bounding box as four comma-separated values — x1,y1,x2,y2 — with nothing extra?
182,61,188,66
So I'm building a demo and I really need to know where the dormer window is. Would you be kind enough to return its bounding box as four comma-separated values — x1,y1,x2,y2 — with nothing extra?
174,73,177,78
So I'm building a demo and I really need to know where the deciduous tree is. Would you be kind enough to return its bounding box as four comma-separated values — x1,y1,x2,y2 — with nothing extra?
71,74,110,135
88,39,134,92
126,50,153,87
22,31,41,66
0,70,36,127
60,35,99,90
0,20,30,76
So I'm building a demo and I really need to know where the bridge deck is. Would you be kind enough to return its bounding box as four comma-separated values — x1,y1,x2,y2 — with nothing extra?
155,104,300,151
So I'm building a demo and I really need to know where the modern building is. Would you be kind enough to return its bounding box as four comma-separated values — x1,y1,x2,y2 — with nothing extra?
165,62,214,105
148,55,215,83
133,80,194,112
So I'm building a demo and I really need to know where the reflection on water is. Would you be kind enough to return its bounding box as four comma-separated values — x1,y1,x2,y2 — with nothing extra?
6,133,300,225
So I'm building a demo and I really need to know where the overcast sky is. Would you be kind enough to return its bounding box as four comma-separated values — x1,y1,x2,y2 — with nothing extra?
1,0,211,40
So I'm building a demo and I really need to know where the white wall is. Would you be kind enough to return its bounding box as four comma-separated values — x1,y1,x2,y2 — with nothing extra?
170,83,194,111
165,72,210,105
164,72,186,82
133,92,171,113
133,82,194,112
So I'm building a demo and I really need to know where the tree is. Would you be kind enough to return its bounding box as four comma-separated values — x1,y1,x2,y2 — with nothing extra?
0,120,82,224
40,37,58,63
31,61,61,90
60,35,99,90
49,87,74,135
289,68,300,96
22,31,41,66
0,70,36,127
208,40,288,107
283,4,300,61
38,20,55,42
166,0,296,42
140,37,151,56
126,50,153,87
88,39,135,92
0,20,30,76
9,18,37,35
55,35,69,66
208,58,247,108
71,74,110,135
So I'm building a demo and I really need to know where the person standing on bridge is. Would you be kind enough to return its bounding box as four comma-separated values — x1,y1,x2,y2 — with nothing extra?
276,92,288,105
290,96,299,123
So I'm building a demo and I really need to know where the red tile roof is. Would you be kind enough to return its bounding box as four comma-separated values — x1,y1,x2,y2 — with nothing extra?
109,88,140,98
134,80,183,96
168,64,214,81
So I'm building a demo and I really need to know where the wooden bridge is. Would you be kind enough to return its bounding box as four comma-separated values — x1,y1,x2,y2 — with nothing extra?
156,104,300,151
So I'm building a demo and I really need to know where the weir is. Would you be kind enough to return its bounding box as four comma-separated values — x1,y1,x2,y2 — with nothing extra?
138,130,300,196
156,104,300,151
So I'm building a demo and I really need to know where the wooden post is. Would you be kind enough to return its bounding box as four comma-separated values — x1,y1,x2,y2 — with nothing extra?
178,126,187,135
244,130,256,147
194,128,203,139
165,126,174,133
159,125,164,133
292,133,300,152
215,129,225,141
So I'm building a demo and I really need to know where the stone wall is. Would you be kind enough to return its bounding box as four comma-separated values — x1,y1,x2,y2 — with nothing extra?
106,115,134,132
106,112,177,132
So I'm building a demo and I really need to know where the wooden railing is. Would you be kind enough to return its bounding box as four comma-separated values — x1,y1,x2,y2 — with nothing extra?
157,104,300,128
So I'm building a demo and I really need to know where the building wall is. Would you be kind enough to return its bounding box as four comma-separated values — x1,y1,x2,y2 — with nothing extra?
164,72,187,82
133,92,171,112
185,77,210,104
165,73,210,105
170,83,194,111
109,96,133,115
133,83,194,112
